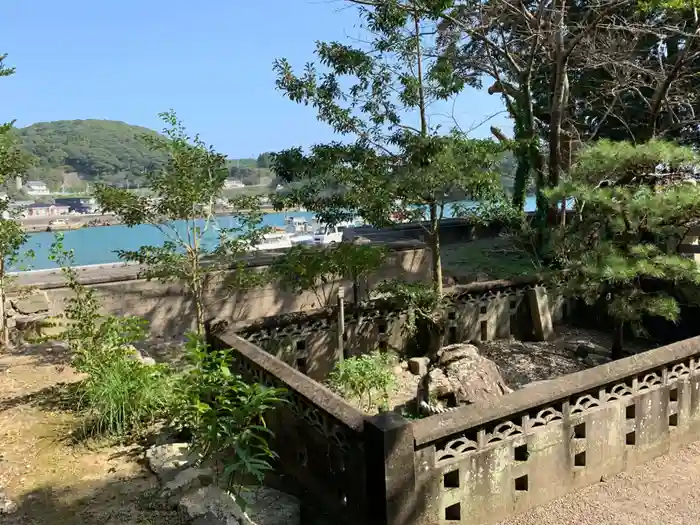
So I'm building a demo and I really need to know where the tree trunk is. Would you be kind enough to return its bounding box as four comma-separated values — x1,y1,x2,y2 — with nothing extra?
511,133,531,212
429,202,443,297
611,320,624,360
0,259,7,349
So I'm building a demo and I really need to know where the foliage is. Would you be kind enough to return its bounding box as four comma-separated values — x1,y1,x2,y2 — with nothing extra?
94,111,270,334
0,53,35,347
549,141,700,357
170,333,286,495
375,279,445,338
268,242,387,307
328,351,396,412
453,192,525,230
49,234,173,438
14,118,271,189
15,119,169,185
0,204,34,347
272,1,506,298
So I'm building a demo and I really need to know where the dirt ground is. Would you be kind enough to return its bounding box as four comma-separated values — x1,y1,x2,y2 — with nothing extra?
0,343,183,525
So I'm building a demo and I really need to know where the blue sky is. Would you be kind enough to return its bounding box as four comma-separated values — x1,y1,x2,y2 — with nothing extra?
2,0,509,158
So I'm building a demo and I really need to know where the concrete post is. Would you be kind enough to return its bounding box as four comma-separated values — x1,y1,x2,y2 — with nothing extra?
337,289,346,360
363,412,421,525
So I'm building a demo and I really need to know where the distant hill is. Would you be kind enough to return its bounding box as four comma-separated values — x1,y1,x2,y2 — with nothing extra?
13,119,274,190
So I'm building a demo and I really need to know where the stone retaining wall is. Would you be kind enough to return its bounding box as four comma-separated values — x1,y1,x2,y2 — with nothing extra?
6,240,430,339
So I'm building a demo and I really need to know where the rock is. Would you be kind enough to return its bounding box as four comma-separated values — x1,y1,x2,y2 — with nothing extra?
161,467,214,508
0,488,17,515
146,442,197,483
408,357,430,376
123,345,156,366
177,485,301,525
124,344,143,361
14,314,49,332
429,344,512,405
442,274,456,287
238,486,300,525
565,339,608,358
11,293,50,315
179,486,243,525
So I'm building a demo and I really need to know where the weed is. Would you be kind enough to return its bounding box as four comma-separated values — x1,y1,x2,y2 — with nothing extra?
50,234,174,440
328,351,396,412
170,333,286,501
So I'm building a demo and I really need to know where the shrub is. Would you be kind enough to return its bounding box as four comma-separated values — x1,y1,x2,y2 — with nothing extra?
327,351,396,412
50,234,174,439
170,333,286,494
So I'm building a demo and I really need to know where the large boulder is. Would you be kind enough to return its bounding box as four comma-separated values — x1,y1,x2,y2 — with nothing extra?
428,344,512,406
178,486,300,525
161,466,215,508
146,442,198,483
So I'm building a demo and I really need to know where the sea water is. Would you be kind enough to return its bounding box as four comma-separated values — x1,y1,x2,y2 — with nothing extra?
12,196,541,271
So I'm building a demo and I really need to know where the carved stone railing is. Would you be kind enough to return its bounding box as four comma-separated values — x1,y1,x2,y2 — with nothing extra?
205,321,368,523
411,335,700,525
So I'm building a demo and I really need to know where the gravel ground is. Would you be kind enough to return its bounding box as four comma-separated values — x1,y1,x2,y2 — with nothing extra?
497,441,700,525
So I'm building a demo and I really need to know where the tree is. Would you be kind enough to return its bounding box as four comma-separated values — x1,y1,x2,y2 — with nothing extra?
549,140,700,359
94,111,269,334
15,119,169,185
433,0,637,224
256,152,273,169
272,0,505,302
268,242,387,308
0,53,35,347
561,2,700,146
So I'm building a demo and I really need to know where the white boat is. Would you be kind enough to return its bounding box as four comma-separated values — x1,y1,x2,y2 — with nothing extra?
248,216,365,251
249,229,293,251
283,216,316,245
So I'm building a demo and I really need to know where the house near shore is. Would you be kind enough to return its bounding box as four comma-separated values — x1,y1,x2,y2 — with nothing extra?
24,203,70,218
23,181,51,196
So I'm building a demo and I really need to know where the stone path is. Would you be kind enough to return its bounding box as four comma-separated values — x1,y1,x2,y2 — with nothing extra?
499,441,700,525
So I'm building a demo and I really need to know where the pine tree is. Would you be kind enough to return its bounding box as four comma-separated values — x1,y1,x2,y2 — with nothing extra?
550,140,700,358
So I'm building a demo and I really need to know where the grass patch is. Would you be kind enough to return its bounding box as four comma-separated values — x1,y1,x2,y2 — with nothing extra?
442,236,541,283
75,356,175,441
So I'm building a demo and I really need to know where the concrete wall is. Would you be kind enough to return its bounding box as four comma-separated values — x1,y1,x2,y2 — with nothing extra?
410,335,700,525
8,240,430,338
231,279,563,383
211,291,700,525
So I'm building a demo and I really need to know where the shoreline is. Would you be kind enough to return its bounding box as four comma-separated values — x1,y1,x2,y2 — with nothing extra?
20,206,305,233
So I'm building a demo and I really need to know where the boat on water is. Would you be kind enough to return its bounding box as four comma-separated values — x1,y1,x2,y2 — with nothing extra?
247,215,365,251
251,228,294,251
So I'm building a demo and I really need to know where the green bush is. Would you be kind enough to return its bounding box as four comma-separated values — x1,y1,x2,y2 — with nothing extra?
50,234,175,439
170,334,286,494
328,351,396,412
77,344,174,438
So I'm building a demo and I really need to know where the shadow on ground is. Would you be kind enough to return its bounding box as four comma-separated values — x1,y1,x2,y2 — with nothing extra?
4,476,186,525
0,380,81,414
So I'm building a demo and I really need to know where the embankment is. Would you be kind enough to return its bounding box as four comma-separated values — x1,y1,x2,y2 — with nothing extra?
7,240,430,338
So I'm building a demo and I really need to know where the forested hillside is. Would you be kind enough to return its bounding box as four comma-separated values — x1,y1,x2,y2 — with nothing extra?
14,119,274,190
